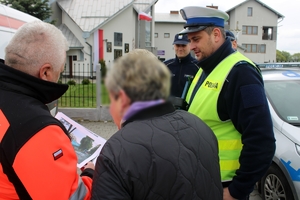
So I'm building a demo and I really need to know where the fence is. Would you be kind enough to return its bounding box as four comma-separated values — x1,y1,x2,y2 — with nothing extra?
58,61,109,108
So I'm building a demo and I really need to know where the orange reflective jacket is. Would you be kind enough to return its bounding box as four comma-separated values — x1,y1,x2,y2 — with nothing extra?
0,113,93,199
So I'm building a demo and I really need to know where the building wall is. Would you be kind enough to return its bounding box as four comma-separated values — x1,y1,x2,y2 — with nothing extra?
154,22,185,61
61,12,92,76
97,5,136,70
228,0,279,63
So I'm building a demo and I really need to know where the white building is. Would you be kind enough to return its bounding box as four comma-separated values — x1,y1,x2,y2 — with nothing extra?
154,0,284,63
50,0,158,77
226,0,284,63
47,0,284,72
154,11,185,61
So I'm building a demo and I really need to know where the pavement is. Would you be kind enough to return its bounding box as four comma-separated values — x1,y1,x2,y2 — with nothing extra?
77,120,118,140
77,120,262,200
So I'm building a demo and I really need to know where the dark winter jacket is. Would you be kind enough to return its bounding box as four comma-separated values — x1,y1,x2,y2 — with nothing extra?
164,54,198,98
91,102,223,200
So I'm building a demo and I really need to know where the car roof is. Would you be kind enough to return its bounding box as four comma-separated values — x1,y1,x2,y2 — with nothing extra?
260,68,300,81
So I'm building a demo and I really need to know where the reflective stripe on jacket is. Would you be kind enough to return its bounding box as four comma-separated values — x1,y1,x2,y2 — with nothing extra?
186,51,257,181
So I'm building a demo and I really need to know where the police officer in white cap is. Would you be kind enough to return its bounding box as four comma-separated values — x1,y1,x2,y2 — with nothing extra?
180,6,275,200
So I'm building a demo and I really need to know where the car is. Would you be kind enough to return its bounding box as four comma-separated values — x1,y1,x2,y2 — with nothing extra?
257,63,300,200
0,3,39,60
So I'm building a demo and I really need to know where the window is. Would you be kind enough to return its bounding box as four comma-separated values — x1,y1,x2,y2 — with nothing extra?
252,44,257,53
259,44,266,53
154,33,158,38
242,26,258,35
114,49,122,60
72,55,77,61
114,32,122,46
242,44,258,53
262,27,274,40
164,33,170,38
247,7,253,16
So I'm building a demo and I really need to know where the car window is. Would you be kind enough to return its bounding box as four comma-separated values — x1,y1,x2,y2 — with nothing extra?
265,80,300,126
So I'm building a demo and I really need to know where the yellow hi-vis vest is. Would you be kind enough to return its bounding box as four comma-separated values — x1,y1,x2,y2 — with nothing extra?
186,51,258,181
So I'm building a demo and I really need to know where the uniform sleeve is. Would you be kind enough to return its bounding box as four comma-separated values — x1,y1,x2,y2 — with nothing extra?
223,64,276,199
13,125,93,200
91,146,131,200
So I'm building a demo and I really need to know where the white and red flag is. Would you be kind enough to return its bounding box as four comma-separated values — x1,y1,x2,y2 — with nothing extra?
138,11,152,21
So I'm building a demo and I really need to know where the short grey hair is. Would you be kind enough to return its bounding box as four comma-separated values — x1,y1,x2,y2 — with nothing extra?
105,49,171,102
5,20,69,75
204,26,225,39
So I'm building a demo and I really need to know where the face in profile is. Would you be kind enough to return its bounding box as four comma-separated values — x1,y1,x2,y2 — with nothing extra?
188,30,215,61
231,39,238,50
108,90,130,130
109,92,122,129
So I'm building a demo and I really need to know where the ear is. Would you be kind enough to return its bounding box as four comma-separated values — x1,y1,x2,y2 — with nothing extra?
39,63,52,81
212,28,223,43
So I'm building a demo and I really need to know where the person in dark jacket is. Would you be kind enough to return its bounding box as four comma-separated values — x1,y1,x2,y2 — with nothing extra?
164,33,199,98
0,20,94,199
91,49,223,200
180,6,276,200
226,30,238,50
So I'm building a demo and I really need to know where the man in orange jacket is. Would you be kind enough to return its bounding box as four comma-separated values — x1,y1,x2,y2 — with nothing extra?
0,20,94,199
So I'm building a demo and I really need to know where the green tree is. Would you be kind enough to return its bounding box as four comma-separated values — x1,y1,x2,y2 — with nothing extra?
99,59,107,83
79,136,93,151
281,51,292,62
276,50,293,62
292,53,300,62
276,50,285,62
0,0,52,22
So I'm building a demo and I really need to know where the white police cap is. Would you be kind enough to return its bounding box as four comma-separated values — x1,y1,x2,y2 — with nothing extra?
179,6,229,34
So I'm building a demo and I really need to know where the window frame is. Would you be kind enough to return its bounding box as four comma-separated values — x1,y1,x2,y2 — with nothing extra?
247,7,253,16
242,44,261,53
242,26,258,35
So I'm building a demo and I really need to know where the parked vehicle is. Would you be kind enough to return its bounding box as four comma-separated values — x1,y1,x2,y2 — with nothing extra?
0,4,58,116
0,4,39,59
257,63,300,200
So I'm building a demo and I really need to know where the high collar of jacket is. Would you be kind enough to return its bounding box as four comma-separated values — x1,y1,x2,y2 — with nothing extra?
198,38,235,73
0,63,69,104
122,101,175,127
175,53,195,63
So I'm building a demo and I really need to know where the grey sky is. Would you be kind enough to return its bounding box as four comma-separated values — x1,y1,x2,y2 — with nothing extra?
155,0,300,55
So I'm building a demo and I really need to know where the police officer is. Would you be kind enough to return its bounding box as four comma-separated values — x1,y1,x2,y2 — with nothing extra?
164,33,198,98
180,6,275,200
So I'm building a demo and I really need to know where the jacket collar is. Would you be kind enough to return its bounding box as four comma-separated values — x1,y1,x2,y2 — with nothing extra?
0,63,68,104
175,53,196,63
122,101,175,127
